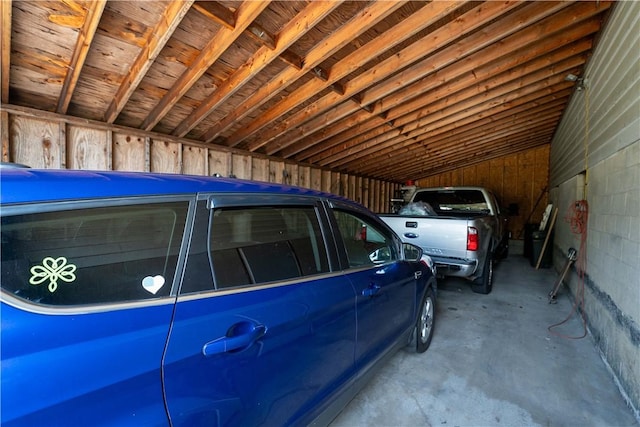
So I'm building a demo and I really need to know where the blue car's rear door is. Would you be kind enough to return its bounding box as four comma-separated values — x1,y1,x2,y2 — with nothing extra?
1,198,190,426
162,197,357,426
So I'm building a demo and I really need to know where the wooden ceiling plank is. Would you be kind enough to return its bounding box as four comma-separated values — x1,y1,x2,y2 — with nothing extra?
295,85,571,166
104,1,193,124
389,19,599,127
256,1,523,155
286,4,599,162
386,132,555,181
401,61,583,139
192,1,235,29
172,1,341,138
1,0,11,104
204,0,407,144
56,0,107,114
368,121,559,171
361,127,556,180
235,0,464,151
296,36,591,162
323,83,573,170
316,98,568,168
140,0,270,131
279,4,603,159
285,110,388,159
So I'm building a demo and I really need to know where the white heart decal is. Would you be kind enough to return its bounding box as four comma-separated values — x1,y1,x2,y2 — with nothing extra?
142,275,165,295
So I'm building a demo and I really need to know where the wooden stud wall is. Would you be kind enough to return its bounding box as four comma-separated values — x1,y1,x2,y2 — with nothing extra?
1,106,398,212
418,145,550,239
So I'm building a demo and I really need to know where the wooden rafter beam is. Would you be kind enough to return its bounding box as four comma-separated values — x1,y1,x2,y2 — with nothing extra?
282,21,596,161
259,0,528,155
172,1,340,138
236,0,468,152
141,0,270,131
104,1,193,124
56,0,106,114
193,1,235,29
267,1,590,157
201,0,407,144
1,0,11,104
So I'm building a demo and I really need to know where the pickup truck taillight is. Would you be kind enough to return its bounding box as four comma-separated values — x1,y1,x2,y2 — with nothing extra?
467,227,479,251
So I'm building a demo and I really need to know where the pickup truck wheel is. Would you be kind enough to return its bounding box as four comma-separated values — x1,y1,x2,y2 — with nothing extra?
414,287,435,353
471,253,493,294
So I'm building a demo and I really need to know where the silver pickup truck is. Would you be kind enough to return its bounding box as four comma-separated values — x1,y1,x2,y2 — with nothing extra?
380,186,508,294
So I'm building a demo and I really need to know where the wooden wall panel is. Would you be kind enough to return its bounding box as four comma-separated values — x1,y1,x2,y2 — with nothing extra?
269,159,285,183
415,145,550,238
251,157,269,182
209,149,230,177
151,139,181,173
67,125,110,170
182,145,207,176
310,167,322,191
4,107,441,214
113,134,146,171
231,153,251,179
9,115,63,168
298,165,310,189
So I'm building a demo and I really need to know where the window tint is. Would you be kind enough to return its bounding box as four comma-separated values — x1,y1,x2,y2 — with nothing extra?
1,202,189,306
332,210,397,267
208,206,329,289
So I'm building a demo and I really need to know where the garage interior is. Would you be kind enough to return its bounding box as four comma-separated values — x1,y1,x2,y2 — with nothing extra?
1,0,638,424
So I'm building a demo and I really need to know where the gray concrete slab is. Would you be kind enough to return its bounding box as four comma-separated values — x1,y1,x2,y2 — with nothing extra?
331,253,639,427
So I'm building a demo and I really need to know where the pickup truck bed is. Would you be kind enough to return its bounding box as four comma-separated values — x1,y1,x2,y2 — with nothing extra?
380,187,508,294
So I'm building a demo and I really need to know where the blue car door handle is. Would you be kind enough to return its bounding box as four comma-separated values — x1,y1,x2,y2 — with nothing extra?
362,284,381,297
202,323,267,356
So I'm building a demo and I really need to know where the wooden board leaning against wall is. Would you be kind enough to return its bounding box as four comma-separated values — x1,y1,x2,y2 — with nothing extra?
0,105,396,214
1,105,549,234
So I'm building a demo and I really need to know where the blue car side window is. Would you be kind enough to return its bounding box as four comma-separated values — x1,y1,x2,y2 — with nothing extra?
1,202,189,306
208,206,330,289
332,210,398,267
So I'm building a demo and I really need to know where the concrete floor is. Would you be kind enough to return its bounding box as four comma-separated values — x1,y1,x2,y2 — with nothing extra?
330,250,639,427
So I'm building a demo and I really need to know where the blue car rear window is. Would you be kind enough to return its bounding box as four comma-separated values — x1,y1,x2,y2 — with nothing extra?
1,202,189,306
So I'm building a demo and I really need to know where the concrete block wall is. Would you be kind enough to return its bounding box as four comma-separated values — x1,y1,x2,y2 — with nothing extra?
549,1,639,417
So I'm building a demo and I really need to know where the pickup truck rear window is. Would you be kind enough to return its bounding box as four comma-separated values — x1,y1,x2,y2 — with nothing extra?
1,202,189,306
413,190,489,214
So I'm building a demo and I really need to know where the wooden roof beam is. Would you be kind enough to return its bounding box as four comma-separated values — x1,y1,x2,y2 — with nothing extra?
192,1,235,29
318,99,566,167
251,1,522,155
104,1,193,124
1,0,11,104
230,0,467,150
323,80,573,169
201,0,406,144
266,1,599,157
171,1,340,137
297,42,587,165
141,0,270,131
359,117,559,172
284,21,596,161
56,0,106,114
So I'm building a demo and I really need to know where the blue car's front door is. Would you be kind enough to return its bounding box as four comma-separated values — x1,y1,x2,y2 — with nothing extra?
162,199,357,426
330,208,417,369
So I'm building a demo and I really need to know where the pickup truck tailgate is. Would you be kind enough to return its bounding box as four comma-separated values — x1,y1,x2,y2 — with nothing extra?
381,215,470,260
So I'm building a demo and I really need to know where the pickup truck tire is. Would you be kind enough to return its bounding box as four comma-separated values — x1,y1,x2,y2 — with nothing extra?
471,252,493,294
413,287,435,353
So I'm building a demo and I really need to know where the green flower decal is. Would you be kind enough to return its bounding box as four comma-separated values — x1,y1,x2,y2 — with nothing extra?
29,257,77,293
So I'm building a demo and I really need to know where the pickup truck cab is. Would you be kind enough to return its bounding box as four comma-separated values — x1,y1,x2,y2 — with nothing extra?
1,168,436,426
380,186,508,294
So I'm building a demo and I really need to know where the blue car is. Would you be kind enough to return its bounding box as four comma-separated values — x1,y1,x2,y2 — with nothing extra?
1,168,436,426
